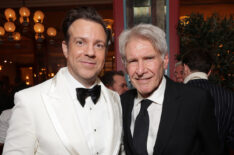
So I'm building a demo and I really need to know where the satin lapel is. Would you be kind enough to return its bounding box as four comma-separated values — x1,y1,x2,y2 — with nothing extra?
154,78,182,154
100,82,122,155
41,68,91,155
122,89,137,152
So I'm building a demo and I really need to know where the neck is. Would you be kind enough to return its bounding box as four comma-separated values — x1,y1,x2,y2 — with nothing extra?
67,67,97,88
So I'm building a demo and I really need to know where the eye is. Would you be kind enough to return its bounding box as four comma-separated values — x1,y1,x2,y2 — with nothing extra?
95,42,105,50
76,40,84,46
127,59,137,64
145,56,155,60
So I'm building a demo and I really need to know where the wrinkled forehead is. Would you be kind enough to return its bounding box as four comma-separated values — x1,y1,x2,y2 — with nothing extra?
128,35,159,51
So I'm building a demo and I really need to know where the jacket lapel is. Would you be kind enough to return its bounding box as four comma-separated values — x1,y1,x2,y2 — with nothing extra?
41,68,91,155
154,78,182,154
99,82,122,155
122,89,137,153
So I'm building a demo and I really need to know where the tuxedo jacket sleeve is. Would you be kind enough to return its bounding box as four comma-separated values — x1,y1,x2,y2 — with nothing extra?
121,77,223,155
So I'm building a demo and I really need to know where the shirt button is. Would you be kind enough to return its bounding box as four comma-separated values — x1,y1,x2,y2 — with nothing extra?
96,152,99,155
90,107,92,110
94,129,96,132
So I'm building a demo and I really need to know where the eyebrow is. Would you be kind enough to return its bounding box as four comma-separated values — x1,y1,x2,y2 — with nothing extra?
73,37,106,44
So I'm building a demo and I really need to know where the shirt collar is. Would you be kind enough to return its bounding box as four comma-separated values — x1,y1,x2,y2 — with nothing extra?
184,72,208,84
135,76,166,105
64,67,100,99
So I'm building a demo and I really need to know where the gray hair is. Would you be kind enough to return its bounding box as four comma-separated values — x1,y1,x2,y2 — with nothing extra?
119,24,168,65
175,61,182,67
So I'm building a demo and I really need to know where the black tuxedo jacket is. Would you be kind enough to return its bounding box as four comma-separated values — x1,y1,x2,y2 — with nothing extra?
186,79,234,151
121,77,223,155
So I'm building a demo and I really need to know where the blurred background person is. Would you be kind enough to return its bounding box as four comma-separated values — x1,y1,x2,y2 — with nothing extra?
174,61,184,83
101,71,128,95
182,47,234,154
0,77,28,154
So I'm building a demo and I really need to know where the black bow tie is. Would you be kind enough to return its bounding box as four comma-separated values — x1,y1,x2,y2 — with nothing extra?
76,85,101,107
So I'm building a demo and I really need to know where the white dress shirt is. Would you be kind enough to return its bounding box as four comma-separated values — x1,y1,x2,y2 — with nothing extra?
64,68,109,155
130,77,166,155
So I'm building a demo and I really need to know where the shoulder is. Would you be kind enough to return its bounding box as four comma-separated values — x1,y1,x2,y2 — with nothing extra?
15,78,52,98
166,77,212,104
187,79,234,100
166,76,205,94
14,78,53,109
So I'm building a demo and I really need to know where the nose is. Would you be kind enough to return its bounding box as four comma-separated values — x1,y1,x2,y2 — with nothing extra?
85,44,95,57
136,60,146,76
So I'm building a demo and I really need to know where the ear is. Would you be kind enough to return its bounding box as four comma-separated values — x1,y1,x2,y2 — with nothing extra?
163,53,169,70
62,41,68,58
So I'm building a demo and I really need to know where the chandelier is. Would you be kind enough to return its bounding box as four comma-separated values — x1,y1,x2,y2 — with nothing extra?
0,5,57,44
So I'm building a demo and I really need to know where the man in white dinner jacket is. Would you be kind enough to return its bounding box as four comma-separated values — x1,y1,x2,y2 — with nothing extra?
3,7,122,155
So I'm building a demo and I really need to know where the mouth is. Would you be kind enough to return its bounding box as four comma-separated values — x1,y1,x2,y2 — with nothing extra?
80,60,96,66
136,77,151,83
136,76,151,80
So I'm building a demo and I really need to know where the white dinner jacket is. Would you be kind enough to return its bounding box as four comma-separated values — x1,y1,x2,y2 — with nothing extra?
3,67,122,155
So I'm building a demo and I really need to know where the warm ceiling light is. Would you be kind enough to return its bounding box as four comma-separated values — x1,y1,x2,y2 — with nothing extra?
19,16,29,24
35,33,45,40
4,8,16,21
33,10,45,23
104,19,114,29
13,32,21,41
47,27,57,37
34,23,44,33
179,16,190,25
19,7,30,17
4,21,16,33
0,26,5,36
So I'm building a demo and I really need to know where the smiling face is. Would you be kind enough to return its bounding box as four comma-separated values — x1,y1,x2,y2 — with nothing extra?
125,37,168,98
62,19,107,87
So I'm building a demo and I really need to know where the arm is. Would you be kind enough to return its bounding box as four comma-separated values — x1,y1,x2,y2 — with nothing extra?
3,92,37,155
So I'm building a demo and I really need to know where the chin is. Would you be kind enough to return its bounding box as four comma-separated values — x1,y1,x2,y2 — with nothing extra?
137,88,152,97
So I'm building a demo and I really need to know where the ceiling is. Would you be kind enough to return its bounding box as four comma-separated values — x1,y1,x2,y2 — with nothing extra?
0,0,233,9
0,0,112,8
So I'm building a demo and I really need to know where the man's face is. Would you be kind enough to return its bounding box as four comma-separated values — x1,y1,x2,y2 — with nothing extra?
174,64,184,83
62,19,106,87
125,37,168,98
111,75,128,95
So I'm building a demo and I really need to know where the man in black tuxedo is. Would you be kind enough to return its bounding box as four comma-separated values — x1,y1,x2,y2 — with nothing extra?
182,47,234,154
118,24,223,155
